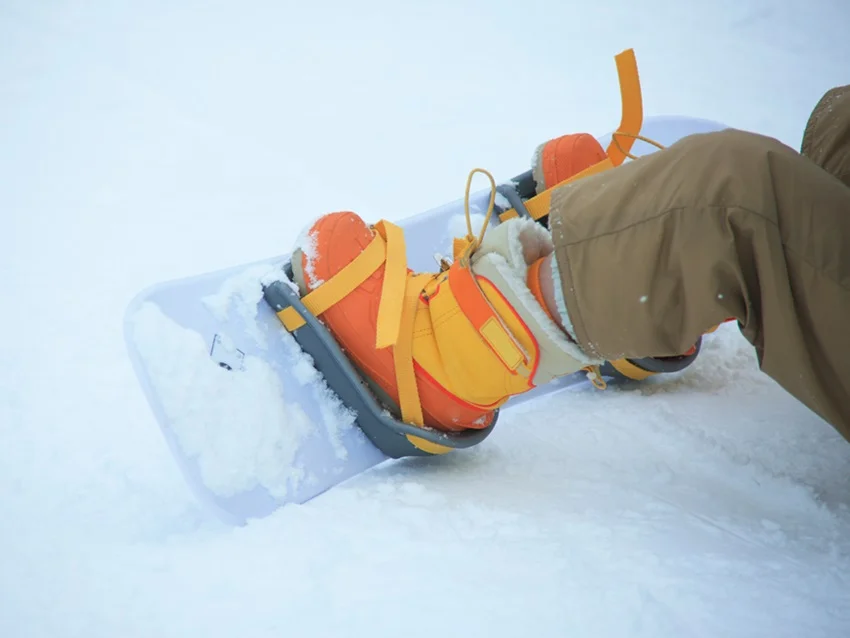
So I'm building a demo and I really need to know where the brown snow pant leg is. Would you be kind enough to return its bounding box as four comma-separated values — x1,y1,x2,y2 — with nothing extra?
549,127,850,442
801,84,850,189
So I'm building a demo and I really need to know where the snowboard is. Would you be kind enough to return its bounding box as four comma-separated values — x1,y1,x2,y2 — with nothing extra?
124,115,729,525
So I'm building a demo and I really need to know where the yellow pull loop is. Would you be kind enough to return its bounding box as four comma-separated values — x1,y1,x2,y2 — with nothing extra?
584,365,608,390
609,131,666,161
460,167,498,264
464,167,498,246
373,220,408,349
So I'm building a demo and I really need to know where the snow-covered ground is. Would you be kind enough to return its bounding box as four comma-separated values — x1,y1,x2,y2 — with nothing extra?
3,1,850,636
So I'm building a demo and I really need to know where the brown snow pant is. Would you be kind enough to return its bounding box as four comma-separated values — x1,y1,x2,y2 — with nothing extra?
549,85,850,442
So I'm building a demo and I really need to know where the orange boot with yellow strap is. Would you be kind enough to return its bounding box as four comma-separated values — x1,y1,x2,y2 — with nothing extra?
273,49,636,439
288,195,598,433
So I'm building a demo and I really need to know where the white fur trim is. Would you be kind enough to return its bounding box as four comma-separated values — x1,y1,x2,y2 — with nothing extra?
477,217,553,268
531,142,547,194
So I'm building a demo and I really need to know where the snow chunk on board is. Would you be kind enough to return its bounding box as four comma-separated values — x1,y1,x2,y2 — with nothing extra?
129,301,315,499
200,264,283,348
199,262,357,462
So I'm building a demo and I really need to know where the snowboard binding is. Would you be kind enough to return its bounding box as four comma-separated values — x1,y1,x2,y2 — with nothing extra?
262,48,707,459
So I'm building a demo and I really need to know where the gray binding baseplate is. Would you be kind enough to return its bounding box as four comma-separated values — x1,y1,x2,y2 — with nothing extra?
496,182,534,221
262,264,499,458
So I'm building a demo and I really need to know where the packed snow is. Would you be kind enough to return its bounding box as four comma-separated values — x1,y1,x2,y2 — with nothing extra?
130,301,314,500
3,1,850,637
127,257,372,523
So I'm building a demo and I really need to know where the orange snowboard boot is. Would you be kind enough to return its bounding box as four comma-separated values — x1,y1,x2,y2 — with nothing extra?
289,211,597,433
531,133,607,194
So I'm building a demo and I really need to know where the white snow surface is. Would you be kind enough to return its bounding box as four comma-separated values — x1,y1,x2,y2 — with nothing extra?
3,1,850,637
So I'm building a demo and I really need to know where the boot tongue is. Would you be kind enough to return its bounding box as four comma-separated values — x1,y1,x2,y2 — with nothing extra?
476,217,554,276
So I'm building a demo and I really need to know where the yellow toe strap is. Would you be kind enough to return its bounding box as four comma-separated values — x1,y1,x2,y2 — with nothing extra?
277,219,425,427
278,231,388,332
373,220,407,349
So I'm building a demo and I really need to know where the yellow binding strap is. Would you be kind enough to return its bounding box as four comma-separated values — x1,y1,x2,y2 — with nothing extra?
279,306,307,332
609,358,656,381
406,434,453,455
277,231,387,331
373,220,408,349
499,48,644,223
504,157,615,222
392,273,432,426
605,48,643,166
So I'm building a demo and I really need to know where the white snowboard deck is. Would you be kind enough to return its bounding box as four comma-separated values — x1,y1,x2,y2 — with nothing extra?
124,115,728,525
